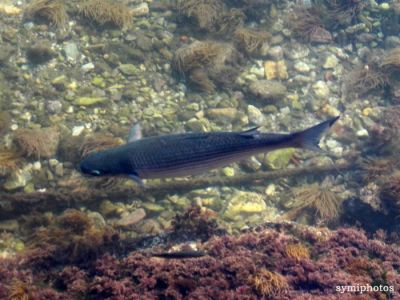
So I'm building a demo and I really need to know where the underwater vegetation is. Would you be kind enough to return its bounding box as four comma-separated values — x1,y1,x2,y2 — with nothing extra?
289,0,365,43
24,0,68,27
359,157,398,183
26,41,55,65
13,127,60,159
79,133,123,158
343,58,388,98
248,268,289,297
379,172,400,216
177,0,224,33
173,40,244,92
344,48,400,101
233,27,271,56
288,6,333,43
170,205,225,242
282,181,342,224
0,148,22,177
0,111,11,136
1,222,399,299
284,243,310,262
78,0,132,30
23,209,119,268
176,0,245,35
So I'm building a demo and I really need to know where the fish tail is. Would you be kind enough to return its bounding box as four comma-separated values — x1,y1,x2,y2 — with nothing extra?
291,116,339,153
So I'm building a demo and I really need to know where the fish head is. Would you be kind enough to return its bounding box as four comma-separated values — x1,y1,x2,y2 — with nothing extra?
79,152,114,177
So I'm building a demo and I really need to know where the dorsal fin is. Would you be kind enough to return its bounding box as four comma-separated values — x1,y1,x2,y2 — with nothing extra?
127,124,142,143
240,127,260,138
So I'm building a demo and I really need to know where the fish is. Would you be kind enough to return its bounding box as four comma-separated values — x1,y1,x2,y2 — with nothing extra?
79,116,339,184
150,250,206,259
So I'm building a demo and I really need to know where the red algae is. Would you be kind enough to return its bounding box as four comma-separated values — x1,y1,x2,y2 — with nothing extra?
0,222,399,299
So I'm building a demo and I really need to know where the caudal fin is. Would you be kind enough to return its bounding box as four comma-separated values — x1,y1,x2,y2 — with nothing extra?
292,116,339,153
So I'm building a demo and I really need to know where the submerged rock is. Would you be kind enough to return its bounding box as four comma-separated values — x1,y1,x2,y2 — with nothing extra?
117,208,146,227
248,80,287,102
224,191,268,220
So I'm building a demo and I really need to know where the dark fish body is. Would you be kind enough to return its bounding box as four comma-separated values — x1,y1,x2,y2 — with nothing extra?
151,250,206,259
80,116,339,180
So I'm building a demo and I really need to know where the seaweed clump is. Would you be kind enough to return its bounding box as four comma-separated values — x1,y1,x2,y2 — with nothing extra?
343,56,388,98
0,148,22,177
282,180,342,224
177,0,244,35
288,6,333,43
177,0,224,32
170,205,225,242
379,172,400,216
248,269,289,297
13,127,60,159
24,0,68,27
288,0,365,43
173,40,244,92
78,0,132,30
23,209,119,267
79,133,123,158
233,27,271,56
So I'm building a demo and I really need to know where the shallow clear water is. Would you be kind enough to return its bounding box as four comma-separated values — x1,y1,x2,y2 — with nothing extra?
0,0,400,299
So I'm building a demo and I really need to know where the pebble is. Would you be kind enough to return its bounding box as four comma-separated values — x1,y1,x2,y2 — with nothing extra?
72,125,85,136
64,42,80,63
75,96,106,106
267,46,284,60
4,169,31,191
117,208,146,227
81,63,95,73
46,100,62,114
248,80,287,102
356,128,369,137
118,64,138,76
223,167,235,177
287,44,309,59
323,54,339,69
224,191,268,220
247,105,265,125
294,62,311,73
131,3,150,17
312,81,330,98
207,108,238,122
264,60,277,80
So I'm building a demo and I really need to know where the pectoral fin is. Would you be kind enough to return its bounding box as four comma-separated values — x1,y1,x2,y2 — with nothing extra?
129,173,145,186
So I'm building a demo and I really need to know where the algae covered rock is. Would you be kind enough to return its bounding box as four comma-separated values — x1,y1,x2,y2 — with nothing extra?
248,80,287,102
224,191,267,220
74,96,106,106
264,148,296,169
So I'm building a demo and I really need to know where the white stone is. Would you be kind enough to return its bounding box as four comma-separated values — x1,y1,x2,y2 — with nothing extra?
72,125,85,136
81,62,95,72
32,161,41,171
356,128,369,137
